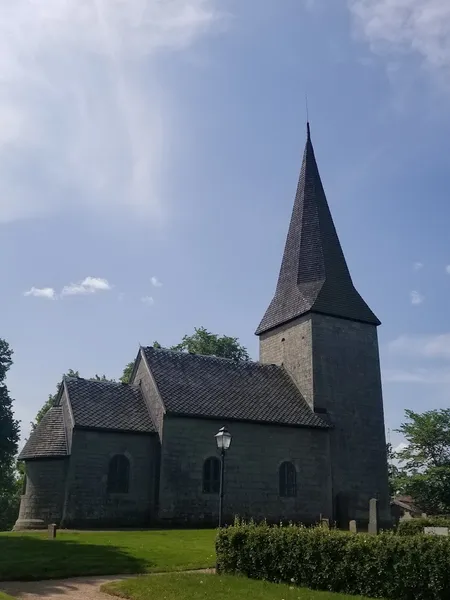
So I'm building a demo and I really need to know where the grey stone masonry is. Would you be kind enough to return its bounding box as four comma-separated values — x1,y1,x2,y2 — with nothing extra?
61,429,157,528
158,416,332,526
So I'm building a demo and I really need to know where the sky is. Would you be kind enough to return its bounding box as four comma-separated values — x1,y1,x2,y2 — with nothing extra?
2,0,450,452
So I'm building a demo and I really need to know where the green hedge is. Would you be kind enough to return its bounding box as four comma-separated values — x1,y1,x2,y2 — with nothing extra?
396,517,450,536
216,521,450,600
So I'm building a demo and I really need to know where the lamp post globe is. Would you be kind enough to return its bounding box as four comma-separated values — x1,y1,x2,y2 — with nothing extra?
215,427,231,528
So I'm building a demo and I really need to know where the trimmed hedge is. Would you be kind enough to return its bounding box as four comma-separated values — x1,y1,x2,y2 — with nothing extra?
216,521,450,600
397,516,450,536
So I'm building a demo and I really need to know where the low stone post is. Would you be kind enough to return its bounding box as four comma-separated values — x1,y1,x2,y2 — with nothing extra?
349,520,357,533
48,523,57,539
368,498,379,535
320,518,330,529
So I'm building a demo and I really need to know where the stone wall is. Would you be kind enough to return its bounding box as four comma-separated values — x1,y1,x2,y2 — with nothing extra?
259,315,314,409
61,429,157,528
15,458,67,529
132,354,165,439
311,313,390,526
158,416,332,526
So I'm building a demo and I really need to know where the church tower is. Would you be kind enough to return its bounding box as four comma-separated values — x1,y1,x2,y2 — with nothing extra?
256,125,390,527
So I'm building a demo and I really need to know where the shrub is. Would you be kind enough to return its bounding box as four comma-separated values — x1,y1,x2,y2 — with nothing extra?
396,517,450,536
216,520,450,600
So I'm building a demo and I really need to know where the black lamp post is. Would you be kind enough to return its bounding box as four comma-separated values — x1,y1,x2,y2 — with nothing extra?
215,427,232,527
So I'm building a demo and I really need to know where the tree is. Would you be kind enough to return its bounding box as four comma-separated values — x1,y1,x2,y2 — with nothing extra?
0,339,20,530
387,442,402,496
171,327,250,361
394,408,450,514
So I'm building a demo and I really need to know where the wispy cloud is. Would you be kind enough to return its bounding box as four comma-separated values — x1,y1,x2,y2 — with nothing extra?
383,367,450,385
410,290,424,305
388,333,450,360
23,287,56,299
413,261,423,271
141,296,155,306
151,276,163,288
61,277,112,297
0,1,224,224
349,1,450,73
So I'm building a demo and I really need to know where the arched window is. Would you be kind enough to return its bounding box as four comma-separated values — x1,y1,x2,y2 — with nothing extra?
107,454,130,493
279,461,297,497
203,457,220,494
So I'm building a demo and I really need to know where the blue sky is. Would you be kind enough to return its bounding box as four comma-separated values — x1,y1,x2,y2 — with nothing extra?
2,0,450,451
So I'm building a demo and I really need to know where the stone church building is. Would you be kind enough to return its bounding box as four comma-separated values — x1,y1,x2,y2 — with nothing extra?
15,126,391,530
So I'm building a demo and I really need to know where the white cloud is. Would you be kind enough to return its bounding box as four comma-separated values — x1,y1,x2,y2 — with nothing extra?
383,366,450,384
413,261,423,270
445,265,450,274
410,290,424,305
151,276,163,288
141,296,155,305
349,0,450,72
388,333,450,360
0,1,224,224
393,442,408,453
61,277,112,296
23,286,56,299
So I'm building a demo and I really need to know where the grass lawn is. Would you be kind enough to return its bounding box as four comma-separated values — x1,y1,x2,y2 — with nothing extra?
0,593,15,600
0,530,216,581
103,573,378,600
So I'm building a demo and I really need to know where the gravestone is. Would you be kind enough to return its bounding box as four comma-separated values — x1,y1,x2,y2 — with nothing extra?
320,518,330,529
349,520,357,533
368,498,379,535
48,523,57,539
424,527,449,536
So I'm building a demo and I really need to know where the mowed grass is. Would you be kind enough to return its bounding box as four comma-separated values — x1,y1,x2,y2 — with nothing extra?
103,573,378,600
0,593,15,600
0,530,216,581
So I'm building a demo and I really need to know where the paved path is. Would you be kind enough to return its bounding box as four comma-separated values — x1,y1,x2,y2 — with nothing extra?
0,570,215,600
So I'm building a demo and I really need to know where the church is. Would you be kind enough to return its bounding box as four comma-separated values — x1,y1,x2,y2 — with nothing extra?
15,126,391,530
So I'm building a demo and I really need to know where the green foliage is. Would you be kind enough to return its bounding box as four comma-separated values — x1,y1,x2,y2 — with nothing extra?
120,361,134,384
387,443,402,496
396,516,450,536
0,339,20,531
171,327,250,361
216,521,450,600
394,409,450,514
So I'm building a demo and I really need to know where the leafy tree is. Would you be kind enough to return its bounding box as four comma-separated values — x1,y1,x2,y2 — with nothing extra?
387,442,402,496
120,362,134,385
0,339,20,530
171,327,250,361
394,408,450,514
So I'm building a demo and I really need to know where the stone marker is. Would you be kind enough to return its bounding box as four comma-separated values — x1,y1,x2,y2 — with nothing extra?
48,523,57,539
368,498,379,535
424,527,449,536
349,520,357,533
320,518,330,529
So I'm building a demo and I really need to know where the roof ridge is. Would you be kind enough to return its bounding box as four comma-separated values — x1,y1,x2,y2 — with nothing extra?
144,345,283,369
65,375,139,388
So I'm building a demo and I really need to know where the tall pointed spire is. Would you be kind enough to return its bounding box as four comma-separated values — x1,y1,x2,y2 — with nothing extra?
256,124,379,336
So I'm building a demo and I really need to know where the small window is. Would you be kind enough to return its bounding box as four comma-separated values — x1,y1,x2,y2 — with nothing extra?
279,461,297,497
107,454,130,493
203,457,220,494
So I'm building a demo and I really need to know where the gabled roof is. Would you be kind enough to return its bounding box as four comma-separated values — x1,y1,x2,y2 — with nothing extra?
142,346,328,429
256,124,379,335
62,377,156,433
19,407,68,460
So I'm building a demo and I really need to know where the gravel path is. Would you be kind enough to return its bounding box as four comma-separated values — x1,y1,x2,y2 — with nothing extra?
0,570,215,600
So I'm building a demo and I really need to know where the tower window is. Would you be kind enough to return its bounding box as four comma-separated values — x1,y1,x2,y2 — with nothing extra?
107,454,130,494
203,457,220,494
279,461,297,497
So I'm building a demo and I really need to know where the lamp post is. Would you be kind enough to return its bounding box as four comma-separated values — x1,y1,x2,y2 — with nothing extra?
215,427,232,528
